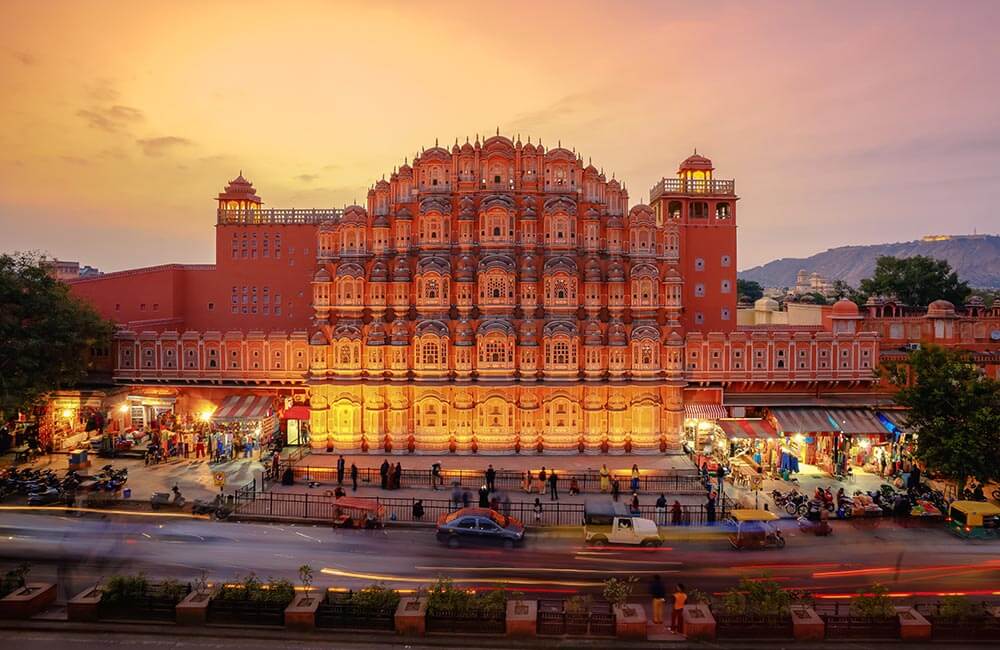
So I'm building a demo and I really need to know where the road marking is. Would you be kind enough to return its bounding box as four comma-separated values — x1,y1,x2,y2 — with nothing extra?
416,565,676,575
294,531,321,542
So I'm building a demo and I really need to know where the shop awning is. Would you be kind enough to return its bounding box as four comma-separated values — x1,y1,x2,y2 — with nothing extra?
770,408,838,434
280,405,311,420
213,395,274,421
825,408,891,435
877,410,909,433
717,419,777,439
684,404,727,419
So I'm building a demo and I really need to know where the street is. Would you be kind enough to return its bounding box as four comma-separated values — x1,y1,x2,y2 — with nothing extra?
1,509,997,601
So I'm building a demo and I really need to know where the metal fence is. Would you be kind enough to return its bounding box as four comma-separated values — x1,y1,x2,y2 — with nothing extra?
232,489,730,527
536,599,615,637
281,464,706,495
813,603,901,639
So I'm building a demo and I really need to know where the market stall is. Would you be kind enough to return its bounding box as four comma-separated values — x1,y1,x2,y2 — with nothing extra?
211,395,278,459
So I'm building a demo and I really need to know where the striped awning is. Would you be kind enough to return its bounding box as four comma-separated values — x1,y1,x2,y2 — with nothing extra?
771,408,839,434
717,419,777,439
825,408,891,435
684,404,727,419
212,395,274,421
877,410,909,433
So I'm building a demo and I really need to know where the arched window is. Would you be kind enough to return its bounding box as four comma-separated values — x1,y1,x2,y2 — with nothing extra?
667,201,682,219
715,202,731,219
425,278,439,299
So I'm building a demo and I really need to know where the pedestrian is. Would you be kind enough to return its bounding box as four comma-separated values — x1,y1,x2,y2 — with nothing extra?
650,574,667,625
336,455,345,486
394,462,402,490
655,493,667,525
478,484,490,508
631,463,640,492
701,461,709,484
462,489,471,508
706,492,717,525
630,492,640,514
412,499,424,520
522,471,532,494
195,436,205,459
600,464,610,493
533,497,543,523
334,485,345,499
548,470,559,501
350,462,358,492
569,478,580,496
716,463,726,497
537,467,547,494
908,464,921,491
670,584,687,633
611,477,620,502
386,462,396,491
671,500,682,526
380,458,390,490
271,452,280,481
431,461,442,490
451,483,463,510
490,494,500,512
485,464,496,493
502,492,512,518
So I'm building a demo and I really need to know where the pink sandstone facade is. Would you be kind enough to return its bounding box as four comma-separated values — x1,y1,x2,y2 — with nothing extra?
66,134,1000,454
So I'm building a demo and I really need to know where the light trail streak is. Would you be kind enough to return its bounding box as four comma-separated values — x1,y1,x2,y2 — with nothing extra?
320,567,600,587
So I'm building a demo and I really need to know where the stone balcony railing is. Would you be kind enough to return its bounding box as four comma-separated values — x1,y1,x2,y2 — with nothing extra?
650,178,736,201
217,208,344,225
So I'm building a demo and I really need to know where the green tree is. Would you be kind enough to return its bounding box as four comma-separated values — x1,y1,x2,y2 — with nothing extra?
886,346,1000,493
859,255,970,307
737,279,764,302
0,252,113,422
831,279,865,305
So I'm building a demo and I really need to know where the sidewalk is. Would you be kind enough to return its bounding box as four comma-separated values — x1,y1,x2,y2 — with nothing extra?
297,451,695,473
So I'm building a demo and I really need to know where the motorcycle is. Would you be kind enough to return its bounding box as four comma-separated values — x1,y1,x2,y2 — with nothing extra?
192,495,232,520
28,486,63,506
151,488,186,510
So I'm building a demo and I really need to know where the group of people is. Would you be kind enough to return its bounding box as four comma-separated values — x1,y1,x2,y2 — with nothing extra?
521,466,563,500
379,458,404,490
649,576,687,632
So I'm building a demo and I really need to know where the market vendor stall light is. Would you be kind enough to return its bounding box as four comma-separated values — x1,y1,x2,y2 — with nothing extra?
858,439,871,449
200,409,214,422
60,408,74,419
118,404,129,414
793,433,805,443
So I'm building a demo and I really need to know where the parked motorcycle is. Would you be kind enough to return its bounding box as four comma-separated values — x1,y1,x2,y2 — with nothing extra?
150,486,186,510
192,495,232,520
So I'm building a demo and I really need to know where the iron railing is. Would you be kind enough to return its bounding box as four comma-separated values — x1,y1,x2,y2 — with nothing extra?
713,612,794,639
536,599,615,637
814,603,901,639
650,177,736,200
425,607,505,635
315,594,396,631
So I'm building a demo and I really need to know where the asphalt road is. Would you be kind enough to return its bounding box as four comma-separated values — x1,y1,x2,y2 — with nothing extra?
0,509,998,601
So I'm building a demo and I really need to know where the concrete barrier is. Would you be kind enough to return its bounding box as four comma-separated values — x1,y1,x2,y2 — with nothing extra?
505,599,537,637
394,596,428,636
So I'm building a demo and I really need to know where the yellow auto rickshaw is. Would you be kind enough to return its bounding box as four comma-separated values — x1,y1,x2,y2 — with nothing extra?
946,501,1000,540
727,509,785,550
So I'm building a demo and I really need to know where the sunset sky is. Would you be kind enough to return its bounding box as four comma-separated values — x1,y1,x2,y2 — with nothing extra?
2,0,998,272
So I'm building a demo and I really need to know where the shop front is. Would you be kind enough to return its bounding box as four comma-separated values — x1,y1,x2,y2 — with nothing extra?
210,395,278,460
714,418,779,490
683,403,727,457
280,405,311,447
770,407,893,478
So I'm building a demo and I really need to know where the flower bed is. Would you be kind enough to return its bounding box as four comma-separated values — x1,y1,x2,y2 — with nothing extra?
98,575,190,622
315,586,398,631
423,579,508,635
207,573,294,626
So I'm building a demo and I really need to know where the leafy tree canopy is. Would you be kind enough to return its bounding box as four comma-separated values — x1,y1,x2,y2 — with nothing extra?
737,279,764,302
0,252,113,421
886,345,1000,491
859,255,971,307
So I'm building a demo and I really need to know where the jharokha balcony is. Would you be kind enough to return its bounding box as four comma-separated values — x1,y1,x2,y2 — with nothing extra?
649,177,736,201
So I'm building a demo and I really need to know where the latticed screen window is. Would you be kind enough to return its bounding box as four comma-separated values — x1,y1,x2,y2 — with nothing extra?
422,342,439,365
487,276,506,299
550,341,570,365
484,339,507,363
425,279,439,299
641,345,653,365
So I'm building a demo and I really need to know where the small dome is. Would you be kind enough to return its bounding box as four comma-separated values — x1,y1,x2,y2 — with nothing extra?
608,321,627,346
585,258,603,282
312,268,331,282
607,260,625,282
831,298,860,317
679,151,714,172
607,214,624,229
927,299,956,317
392,257,410,280
455,320,474,344
390,319,409,344
369,259,388,282
395,206,412,221
584,320,603,345
366,322,386,345
754,297,780,312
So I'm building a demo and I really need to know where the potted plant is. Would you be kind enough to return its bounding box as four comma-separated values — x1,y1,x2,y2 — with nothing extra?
604,577,644,638
285,564,320,630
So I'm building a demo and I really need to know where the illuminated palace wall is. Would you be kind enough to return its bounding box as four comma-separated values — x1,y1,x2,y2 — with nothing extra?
69,133,907,455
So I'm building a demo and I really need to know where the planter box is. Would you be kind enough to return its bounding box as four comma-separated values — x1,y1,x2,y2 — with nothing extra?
506,599,536,637
176,589,215,626
395,596,427,636
897,606,931,641
791,605,825,641
0,583,57,619
67,584,103,622
682,603,716,640
285,592,321,631
614,603,647,640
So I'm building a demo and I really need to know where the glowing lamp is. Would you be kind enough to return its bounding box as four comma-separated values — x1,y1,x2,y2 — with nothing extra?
858,439,871,449
793,433,805,443
119,404,129,414
199,409,214,422
61,408,74,419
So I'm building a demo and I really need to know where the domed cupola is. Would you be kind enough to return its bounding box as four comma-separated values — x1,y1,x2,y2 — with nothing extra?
521,195,537,220
607,259,625,282
395,206,412,221
585,320,603,345
366,321,387,345
373,213,390,228
392,257,410,281
607,214,624,229
519,319,538,346
585,257,603,282
926,299,957,318
584,206,600,221
369,258,389,282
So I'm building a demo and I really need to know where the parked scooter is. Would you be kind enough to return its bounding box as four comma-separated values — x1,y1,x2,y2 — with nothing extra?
192,494,232,520
27,486,63,506
151,485,186,510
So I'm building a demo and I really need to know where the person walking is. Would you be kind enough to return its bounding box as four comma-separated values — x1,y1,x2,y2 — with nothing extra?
386,462,397,491
431,461,442,490
706,492,717,525
522,470,532,494
462,489,471,508
537,467,547,494
600,464,610,493
670,584,687,633
533,497,543,523
394,462,402,490
379,458,390,490
336,455,345,486
412,499,424,520
671,500,682,526
485,464,496,493
451,483,463,511
650,574,667,625
655,493,667,525
611,477,621,502
631,464,640,492
478,484,490,508
502,492,512,518
630,492,640,515
716,464,726,498
350,462,358,492
548,470,559,501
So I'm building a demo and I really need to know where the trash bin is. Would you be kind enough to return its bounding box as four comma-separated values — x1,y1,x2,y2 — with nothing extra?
122,488,132,499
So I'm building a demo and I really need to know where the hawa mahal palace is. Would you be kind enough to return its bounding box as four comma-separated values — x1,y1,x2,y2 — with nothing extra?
66,133,1000,455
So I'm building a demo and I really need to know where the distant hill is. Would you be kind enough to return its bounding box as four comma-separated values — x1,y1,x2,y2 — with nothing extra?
739,235,1000,289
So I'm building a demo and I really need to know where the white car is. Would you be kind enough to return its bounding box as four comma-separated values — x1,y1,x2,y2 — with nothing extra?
584,499,664,547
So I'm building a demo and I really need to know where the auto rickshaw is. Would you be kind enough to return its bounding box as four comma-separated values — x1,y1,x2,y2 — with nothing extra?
727,509,785,550
332,497,386,529
946,501,1000,539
